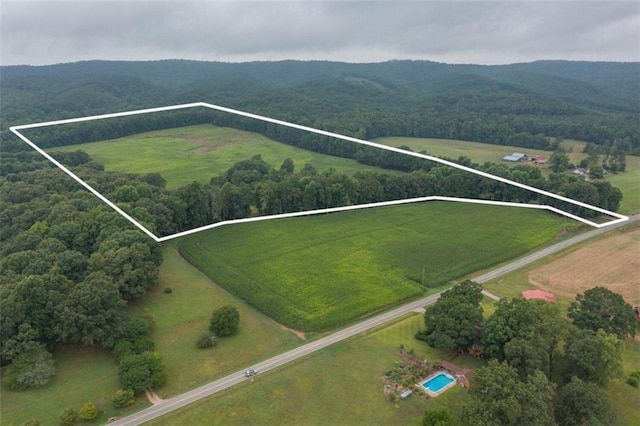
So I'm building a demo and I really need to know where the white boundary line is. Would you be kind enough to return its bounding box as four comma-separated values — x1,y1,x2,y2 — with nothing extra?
9,102,629,242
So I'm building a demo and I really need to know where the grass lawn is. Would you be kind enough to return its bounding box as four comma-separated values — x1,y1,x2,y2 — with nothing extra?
150,314,478,426
0,345,143,426
50,124,388,189
606,153,640,214
0,240,301,425
179,202,567,331
130,240,301,397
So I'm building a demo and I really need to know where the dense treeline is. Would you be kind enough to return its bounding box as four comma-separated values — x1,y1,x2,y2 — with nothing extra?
418,281,636,425
0,152,162,389
47,148,621,243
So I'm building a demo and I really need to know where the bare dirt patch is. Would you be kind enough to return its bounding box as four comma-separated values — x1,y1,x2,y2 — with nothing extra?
145,388,166,405
527,228,640,305
279,324,306,340
178,135,236,154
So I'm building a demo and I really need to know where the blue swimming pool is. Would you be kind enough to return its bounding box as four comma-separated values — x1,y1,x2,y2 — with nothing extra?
422,373,454,392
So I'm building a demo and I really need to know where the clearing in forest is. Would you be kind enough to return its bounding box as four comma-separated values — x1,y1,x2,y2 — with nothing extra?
10,102,628,242
50,124,387,189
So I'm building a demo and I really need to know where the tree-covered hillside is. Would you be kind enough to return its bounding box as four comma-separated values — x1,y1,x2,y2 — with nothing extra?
2,60,638,153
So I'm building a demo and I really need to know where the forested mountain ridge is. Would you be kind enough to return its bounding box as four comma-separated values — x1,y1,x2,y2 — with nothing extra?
2,59,638,152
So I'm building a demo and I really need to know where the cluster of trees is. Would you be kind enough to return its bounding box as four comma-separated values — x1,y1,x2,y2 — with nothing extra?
418,282,636,425
0,151,163,389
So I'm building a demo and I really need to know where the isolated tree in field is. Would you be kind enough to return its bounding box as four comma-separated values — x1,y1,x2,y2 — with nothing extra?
563,329,623,385
209,305,240,337
555,377,613,426
568,286,636,339
419,280,483,352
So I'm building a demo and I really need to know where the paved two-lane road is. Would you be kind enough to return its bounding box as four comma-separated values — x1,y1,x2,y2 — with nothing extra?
111,215,638,425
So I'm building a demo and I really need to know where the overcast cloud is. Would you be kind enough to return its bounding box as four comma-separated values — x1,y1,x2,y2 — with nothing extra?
1,0,638,66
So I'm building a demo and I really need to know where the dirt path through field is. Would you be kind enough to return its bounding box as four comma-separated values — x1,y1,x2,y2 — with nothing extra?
527,227,640,305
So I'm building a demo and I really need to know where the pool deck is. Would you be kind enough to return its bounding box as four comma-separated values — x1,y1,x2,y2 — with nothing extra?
416,372,458,398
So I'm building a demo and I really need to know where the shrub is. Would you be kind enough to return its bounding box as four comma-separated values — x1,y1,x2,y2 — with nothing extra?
59,408,78,426
78,402,98,420
163,287,173,294
111,389,136,408
627,376,639,387
196,334,216,349
2,349,55,391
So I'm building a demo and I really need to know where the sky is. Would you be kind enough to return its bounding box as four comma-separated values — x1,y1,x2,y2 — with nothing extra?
1,0,638,66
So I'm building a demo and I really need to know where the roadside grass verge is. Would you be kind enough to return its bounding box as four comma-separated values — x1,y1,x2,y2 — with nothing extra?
0,240,300,425
150,314,476,426
130,240,301,396
50,124,389,188
179,202,566,331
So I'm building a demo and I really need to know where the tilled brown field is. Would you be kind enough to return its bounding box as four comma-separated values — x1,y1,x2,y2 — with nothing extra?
527,227,640,305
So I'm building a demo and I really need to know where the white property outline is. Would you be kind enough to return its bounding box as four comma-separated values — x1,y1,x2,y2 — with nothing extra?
10,102,629,242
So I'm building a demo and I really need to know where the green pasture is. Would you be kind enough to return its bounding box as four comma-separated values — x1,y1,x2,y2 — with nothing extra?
0,345,144,425
49,125,386,189
179,202,567,331
0,241,300,425
606,153,640,214
377,136,639,214
375,136,584,170
150,314,478,426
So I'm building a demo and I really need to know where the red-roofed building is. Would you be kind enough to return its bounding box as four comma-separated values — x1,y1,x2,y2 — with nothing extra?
533,156,548,164
522,289,556,303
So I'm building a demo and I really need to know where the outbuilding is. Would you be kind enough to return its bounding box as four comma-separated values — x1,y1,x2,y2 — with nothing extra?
502,152,526,162
400,389,413,399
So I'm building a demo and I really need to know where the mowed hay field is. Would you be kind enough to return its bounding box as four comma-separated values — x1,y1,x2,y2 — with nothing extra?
527,225,640,306
50,124,387,189
179,202,568,331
